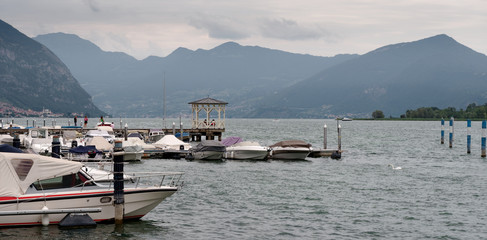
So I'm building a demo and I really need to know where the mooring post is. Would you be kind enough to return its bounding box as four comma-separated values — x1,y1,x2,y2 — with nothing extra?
113,140,125,224
172,122,176,135
51,135,60,158
441,118,445,144
449,117,454,148
33,120,36,128
337,124,342,152
482,120,486,158
467,119,471,154
13,134,20,149
180,122,183,141
323,124,327,149
124,123,128,141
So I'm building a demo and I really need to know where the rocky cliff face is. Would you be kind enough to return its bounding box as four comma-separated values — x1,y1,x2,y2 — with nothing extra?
0,19,104,117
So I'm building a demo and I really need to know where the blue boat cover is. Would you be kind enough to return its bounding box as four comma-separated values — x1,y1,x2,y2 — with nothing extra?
0,144,24,153
69,145,102,154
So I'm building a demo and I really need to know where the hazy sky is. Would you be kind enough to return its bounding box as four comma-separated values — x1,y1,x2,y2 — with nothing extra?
2,0,486,59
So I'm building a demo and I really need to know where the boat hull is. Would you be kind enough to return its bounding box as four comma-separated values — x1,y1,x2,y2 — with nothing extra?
224,148,269,160
270,147,310,160
192,151,224,160
0,187,177,227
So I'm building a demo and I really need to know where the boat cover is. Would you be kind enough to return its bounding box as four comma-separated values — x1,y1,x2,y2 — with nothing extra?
232,141,263,147
0,144,23,153
85,129,111,137
85,136,113,151
124,145,143,153
193,140,226,152
0,152,82,197
123,137,155,149
153,135,191,150
221,136,242,147
69,145,102,154
269,140,312,148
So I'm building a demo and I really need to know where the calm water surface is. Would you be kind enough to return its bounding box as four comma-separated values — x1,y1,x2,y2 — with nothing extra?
1,118,486,239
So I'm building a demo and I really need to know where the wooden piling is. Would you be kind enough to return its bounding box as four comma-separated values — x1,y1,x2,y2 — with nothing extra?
441,118,445,144
113,140,125,224
338,124,342,151
467,119,471,154
482,120,486,158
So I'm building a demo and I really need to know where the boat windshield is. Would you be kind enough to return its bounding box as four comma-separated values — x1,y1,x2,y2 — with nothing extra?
32,172,95,190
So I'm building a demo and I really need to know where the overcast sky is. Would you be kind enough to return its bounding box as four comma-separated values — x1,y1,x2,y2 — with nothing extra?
2,0,486,59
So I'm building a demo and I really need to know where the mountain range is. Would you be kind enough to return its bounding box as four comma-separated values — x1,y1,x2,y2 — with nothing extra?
257,34,487,118
2,17,486,119
33,33,357,117
0,19,104,117
34,33,487,118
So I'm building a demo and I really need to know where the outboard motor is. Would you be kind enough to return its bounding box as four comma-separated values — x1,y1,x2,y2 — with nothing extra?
87,150,97,158
331,151,341,160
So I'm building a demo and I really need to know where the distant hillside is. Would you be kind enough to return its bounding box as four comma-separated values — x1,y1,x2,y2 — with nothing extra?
34,33,357,117
0,20,105,117
253,34,487,118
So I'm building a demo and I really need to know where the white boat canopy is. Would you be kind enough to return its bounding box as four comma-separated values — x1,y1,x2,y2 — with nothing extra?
0,152,82,197
153,135,191,150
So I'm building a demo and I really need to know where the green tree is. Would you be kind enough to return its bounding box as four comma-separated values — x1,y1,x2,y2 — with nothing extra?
372,110,385,119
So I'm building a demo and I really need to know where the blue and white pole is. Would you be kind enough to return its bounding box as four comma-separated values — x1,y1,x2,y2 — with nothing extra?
467,119,471,154
449,117,454,148
441,118,445,144
482,120,486,158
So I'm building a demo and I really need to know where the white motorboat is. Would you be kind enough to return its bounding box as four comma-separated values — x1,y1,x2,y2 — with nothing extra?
224,141,269,160
122,145,143,161
190,140,225,160
83,129,115,145
269,140,312,160
0,152,183,227
148,129,165,143
23,127,59,155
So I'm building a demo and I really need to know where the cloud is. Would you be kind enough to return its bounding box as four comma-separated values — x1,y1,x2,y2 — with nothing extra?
188,14,250,40
259,18,330,41
83,0,100,13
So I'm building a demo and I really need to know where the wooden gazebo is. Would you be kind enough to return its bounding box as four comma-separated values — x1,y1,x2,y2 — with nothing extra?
189,97,227,130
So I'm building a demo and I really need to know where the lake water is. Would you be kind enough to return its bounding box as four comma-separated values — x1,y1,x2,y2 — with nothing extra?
1,118,486,239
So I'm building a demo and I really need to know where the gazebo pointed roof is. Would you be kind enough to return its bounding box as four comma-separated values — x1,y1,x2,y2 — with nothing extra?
188,97,228,105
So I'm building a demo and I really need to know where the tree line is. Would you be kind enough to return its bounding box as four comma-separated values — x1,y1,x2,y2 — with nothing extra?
401,103,487,119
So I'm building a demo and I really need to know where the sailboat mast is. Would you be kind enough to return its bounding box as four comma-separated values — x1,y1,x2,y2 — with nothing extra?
163,72,166,129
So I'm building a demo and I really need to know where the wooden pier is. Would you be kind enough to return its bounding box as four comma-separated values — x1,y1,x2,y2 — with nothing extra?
0,127,225,142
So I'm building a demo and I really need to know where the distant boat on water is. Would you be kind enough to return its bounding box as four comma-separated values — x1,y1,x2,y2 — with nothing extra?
342,117,353,121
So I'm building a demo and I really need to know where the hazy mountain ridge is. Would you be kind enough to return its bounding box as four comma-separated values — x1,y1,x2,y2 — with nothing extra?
0,20,104,117
255,34,487,118
34,33,357,117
